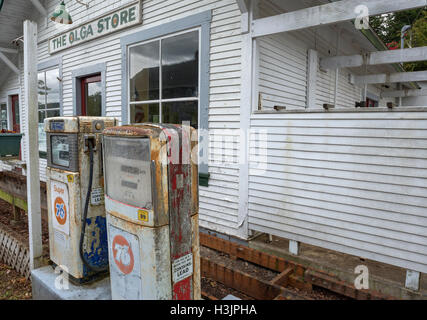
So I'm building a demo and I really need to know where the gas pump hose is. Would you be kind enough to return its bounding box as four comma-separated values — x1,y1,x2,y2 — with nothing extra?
79,139,108,273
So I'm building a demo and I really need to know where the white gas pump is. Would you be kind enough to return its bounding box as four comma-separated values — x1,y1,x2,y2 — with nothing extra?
102,124,200,300
45,116,117,283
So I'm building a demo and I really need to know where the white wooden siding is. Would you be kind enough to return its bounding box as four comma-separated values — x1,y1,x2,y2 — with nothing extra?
249,110,427,273
35,0,244,236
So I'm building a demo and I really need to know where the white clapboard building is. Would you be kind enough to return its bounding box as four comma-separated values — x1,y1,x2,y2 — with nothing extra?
0,0,427,280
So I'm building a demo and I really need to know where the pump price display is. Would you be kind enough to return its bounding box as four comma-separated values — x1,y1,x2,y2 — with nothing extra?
172,253,193,283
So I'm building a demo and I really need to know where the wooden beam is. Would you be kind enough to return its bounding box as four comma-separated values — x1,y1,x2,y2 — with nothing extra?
0,47,18,54
28,0,48,16
251,0,426,38
23,20,43,271
0,51,19,75
321,47,427,69
353,71,427,84
236,0,248,13
382,88,427,98
307,49,318,108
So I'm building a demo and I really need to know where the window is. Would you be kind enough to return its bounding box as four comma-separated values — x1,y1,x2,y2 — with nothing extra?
0,103,7,131
81,74,102,116
128,30,199,128
38,68,61,153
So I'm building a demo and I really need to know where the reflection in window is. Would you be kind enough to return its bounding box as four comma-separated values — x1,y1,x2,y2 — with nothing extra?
163,101,198,128
38,68,61,152
130,104,160,123
86,81,102,116
162,31,199,99
130,41,160,102
128,30,199,129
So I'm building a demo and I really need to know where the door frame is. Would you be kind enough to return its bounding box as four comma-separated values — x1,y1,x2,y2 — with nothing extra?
6,89,20,132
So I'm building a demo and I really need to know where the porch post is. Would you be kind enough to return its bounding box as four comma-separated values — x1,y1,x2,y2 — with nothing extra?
23,20,43,270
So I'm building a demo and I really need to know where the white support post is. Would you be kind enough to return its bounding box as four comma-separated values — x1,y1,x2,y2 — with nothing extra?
405,270,420,291
237,0,250,34
307,49,318,108
23,20,43,271
237,0,254,239
251,0,426,38
320,47,427,70
289,240,300,255
0,51,20,75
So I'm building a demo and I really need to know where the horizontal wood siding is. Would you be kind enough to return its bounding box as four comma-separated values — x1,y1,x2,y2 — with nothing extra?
249,110,427,273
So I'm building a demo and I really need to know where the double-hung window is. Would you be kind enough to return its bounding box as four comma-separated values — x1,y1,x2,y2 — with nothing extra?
128,29,200,129
38,68,61,153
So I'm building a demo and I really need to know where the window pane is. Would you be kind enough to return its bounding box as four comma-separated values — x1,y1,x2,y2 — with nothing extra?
86,82,102,116
162,101,198,129
38,110,46,123
162,31,199,99
47,109,60,118
38,72,46,110
0,104,6,121
45,69,60,109
38,111,46,152
38,124,47,152
130,41,160,102
130,104,159,123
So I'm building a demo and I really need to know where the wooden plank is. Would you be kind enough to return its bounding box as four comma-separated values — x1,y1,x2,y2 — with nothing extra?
321,47,427,69
352,71,427,84
305,269,393,300
0,51,19,74
200,257,307,300
200,233,307,276
270,266,294,287
252,0,426,38
0,47,18,54
382,88,427,98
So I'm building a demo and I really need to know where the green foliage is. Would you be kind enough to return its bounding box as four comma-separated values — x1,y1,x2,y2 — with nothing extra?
370,8,427,71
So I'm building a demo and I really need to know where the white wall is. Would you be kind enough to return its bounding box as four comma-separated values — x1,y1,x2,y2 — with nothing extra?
248,110,427,273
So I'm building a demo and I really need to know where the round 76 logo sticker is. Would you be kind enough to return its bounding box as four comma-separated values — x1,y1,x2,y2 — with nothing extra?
112,235,134,275
54,197,67,225
51,180,70,235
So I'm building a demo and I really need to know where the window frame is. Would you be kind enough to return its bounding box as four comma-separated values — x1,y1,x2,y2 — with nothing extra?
37,57,63,159
127,27,201,127
120,11,212,186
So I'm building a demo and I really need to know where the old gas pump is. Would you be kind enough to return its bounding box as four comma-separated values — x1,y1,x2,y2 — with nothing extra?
102,124,200,300
45,116,117,283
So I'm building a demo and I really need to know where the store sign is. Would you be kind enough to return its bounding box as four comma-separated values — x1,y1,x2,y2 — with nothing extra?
48,1,141,54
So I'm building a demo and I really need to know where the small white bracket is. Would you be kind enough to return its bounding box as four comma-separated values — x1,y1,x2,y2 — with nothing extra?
236,0,250,34
405,270,420,291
